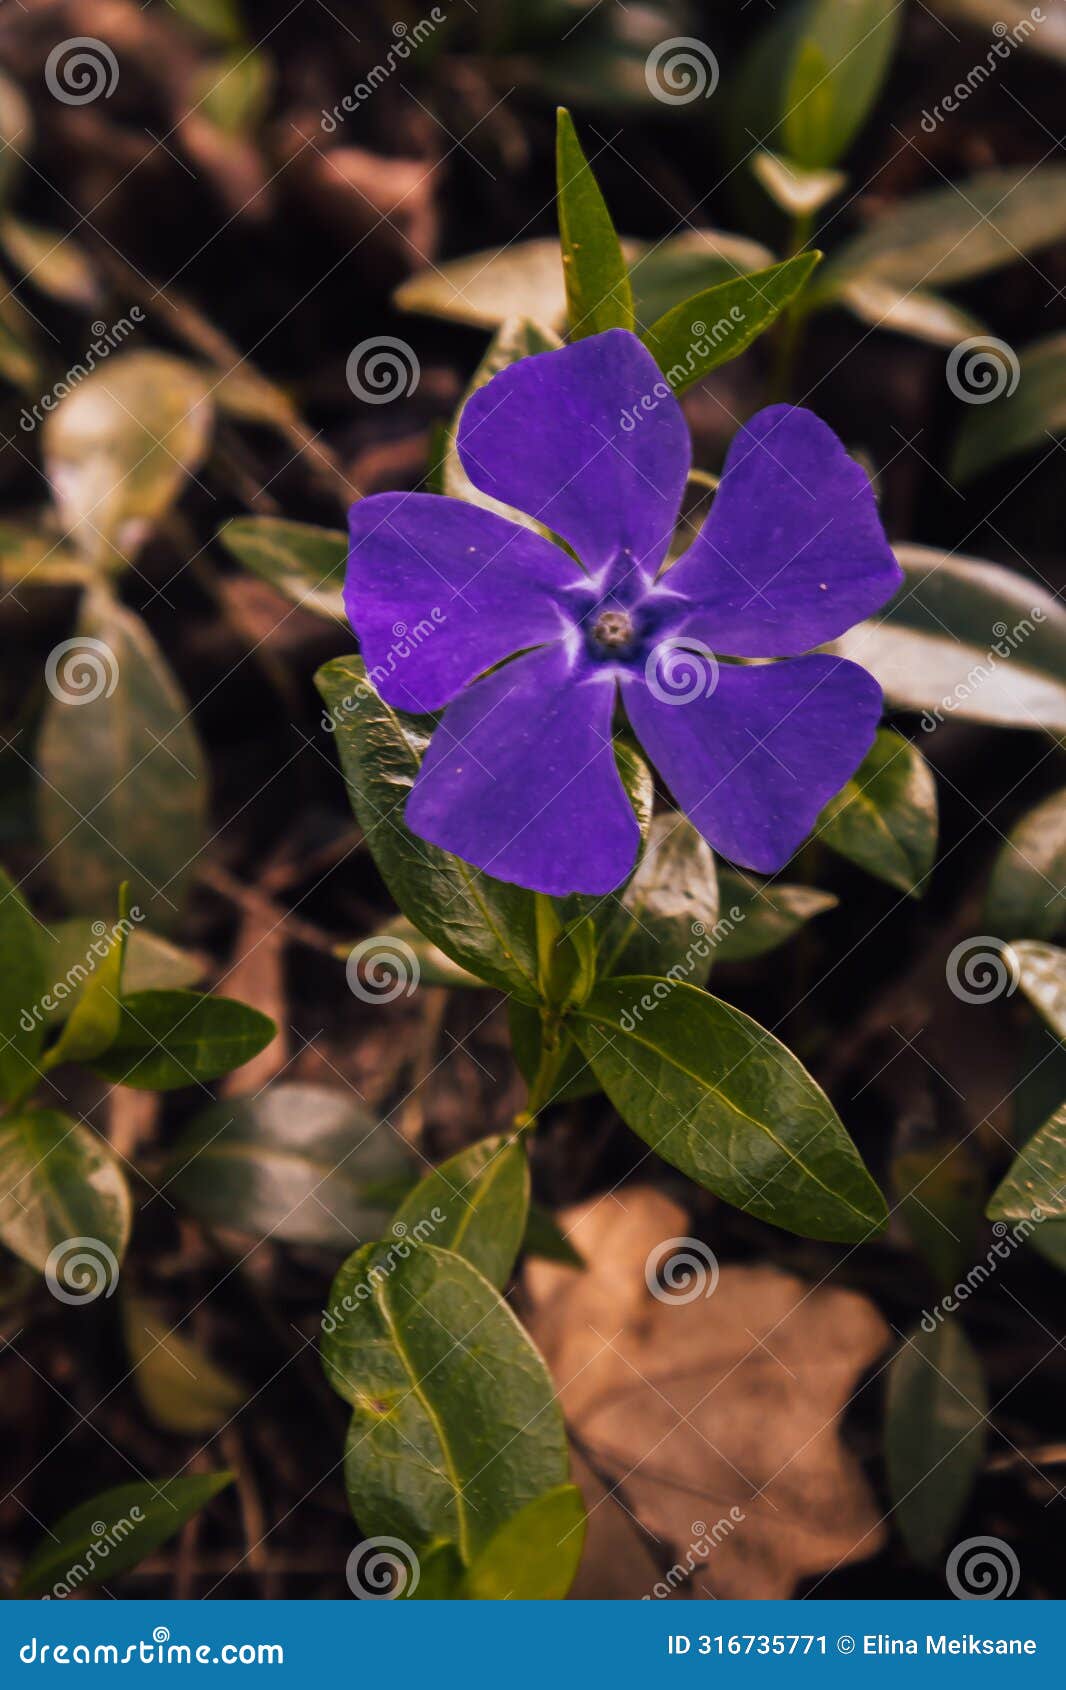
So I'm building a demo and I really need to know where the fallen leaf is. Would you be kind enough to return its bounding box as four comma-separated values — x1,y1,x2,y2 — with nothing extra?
523,1188,889,1598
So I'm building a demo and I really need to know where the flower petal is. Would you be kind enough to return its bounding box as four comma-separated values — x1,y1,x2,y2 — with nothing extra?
624,655,882,873
407,644,639,896
457,328,689,579
345,492,578,713
666,404,902,657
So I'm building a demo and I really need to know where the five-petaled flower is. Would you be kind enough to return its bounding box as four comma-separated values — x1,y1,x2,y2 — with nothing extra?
344,329,902,896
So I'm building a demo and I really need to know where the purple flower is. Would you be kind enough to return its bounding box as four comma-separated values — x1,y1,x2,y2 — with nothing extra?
344,329,902,897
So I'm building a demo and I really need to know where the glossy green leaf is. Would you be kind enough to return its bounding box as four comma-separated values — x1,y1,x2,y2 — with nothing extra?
404,1538,465,1599
814,166,1066,302
727,0,901,170
43,352,213,569
322,1242,567,1558
0,218,99,309
988,1099,1066,1223
394,230,774,336
392,1134,529,1289
0,1108,131,1279
831,543,1066,732
597,813,719,982
1008,940,1066,1041
90,989,275,1091
818,728,938,896
37,921,203,1028
572,978,887,1241
443,318,561,531
885,1321,987,1566
166,1082,410,1247
891,1145,983,1290
36,589,208,929
124,1295,245,1434
219,518,347,621
952,332,1066,482
44,885,132,1068
710,866,838,962
315,656,539,1000
556,108,633,337
0,864,46,1104
18,1472,234,1597
508,1000,599,1105
642,253,820,393
985,787,1066,941
464,1484,586,1599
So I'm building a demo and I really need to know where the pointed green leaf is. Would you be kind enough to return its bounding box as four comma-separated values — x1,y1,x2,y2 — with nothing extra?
18,1472,234,1597
36,921,203,1028
315,655,539,999
891,1144,984,1290
885,1321,987,1566
0,1107,131,1279
555,108,633,338
752,151,846,218
707,866,838,962
463,1484,586,1599
392,1134,529,1289
818,728,938,896
597,812,719,981
90,989,275,1091
952,331,1066,482
0,864,46,1104
0,218,99,310
443,318,561,530
123,1295,246,1434
44,885,132,1068
571,978,887,1242
985,787,1066,941
322,1242,568,1558
219,518,347,621
642,253,820,393
522,1202,584,1268
988,1100,1066,1221
833,278,986,348
1008,940,1066,1041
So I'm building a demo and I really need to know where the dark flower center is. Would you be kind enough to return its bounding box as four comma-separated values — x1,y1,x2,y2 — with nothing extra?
591,608,636,652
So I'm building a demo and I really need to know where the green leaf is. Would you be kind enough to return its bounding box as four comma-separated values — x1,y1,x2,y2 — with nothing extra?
814,166,1066,303
123,1295,246,1434
356,916,484,990
891,1145,983,1290
555,108,633,337
831,543,1066,732
463,1484,586,1599
509,1000,599,1104
219,518,347,621
710,866,837,962
988,1100,1066,1222
641,253,821,394
36,589,208,929
0,863,46,1104
1008,940,1066,1041
818,728,938,896
752,151,846,218
166,1081,410,1247
18,1472,234,1597
43,351,213,569
952,331,1066,482
36,920,203,1028
0,522,89,589
0,218,100,309
831,279,986,348
315,656,539,999
167,0,246,40
726,0,902,171
522,1202,584,1268
572,978,887,1242
885,1321,987,1566
394,230,775,336
0,1108,131,1280
322,1242,568,1558
597,812,719,982
930,0,1066,61
90,989,275,1091
443,318,561,531
196,48,273,135
985,787,1066,941
392,1134,529,1289
44,885,132,1068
